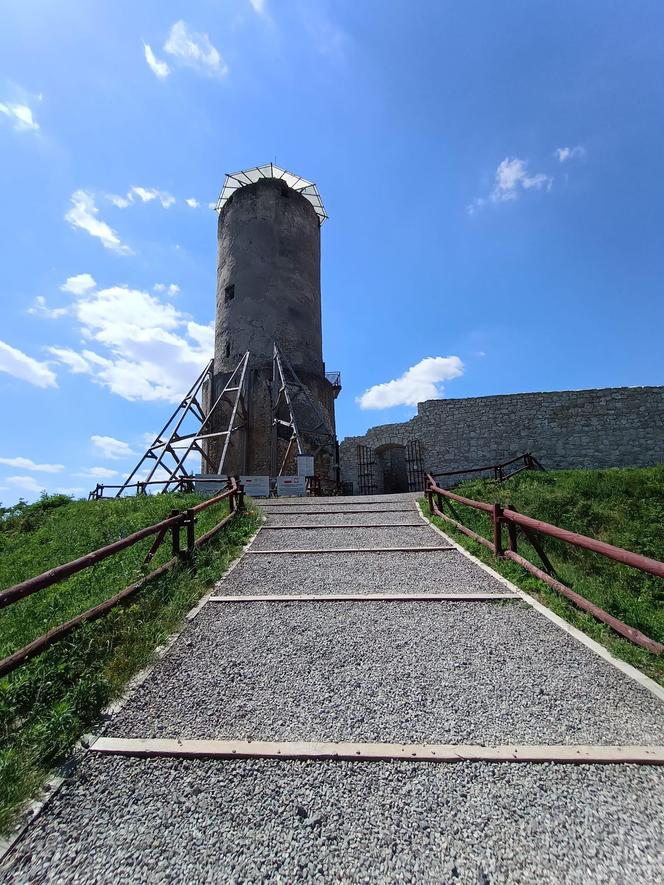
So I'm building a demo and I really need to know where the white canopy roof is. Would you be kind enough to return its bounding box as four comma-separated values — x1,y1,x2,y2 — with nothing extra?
215,163,328,224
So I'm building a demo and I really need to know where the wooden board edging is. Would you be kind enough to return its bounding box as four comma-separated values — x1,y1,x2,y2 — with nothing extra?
89,737,664,766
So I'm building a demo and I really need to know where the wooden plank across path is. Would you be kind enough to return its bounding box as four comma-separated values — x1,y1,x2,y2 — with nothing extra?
90,737,664,766
248,546,456,555
207,592,520,603
258,508,418,514
260,524,422,530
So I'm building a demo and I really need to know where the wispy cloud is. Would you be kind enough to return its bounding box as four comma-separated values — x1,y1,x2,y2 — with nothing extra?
468,157,553,214
6,475,45,494
185,198,199,208
129,186,175,208
163,21,228,78
249,0,266,13
91,435,136,460
154,283,180,296
144,43,171,79
356,356,464,409
65,190,133,255
75,466,119,479
28,296,68,319
555,145,586,163
0,456,64,473
0,100,39,132
0,339,57,388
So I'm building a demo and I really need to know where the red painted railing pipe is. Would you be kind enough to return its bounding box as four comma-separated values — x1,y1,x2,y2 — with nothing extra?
502,508,664,580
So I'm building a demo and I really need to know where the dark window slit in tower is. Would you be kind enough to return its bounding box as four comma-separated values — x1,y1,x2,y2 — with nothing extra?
225,284,235,302
225,342,231,358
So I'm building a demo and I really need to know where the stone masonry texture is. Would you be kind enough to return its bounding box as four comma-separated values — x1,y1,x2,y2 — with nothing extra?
340,386,664,492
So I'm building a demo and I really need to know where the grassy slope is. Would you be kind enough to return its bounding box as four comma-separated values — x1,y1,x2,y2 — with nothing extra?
420,465,664,682
0,493,260,833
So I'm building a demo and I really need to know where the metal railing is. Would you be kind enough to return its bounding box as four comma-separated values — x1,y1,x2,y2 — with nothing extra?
425,474,664,654
429,452,545,485
0,479,245,677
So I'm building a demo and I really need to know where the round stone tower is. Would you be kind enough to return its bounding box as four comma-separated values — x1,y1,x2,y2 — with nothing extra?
205,164,338,479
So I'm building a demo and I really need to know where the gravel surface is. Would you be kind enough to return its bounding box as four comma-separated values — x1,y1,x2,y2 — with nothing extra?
5,754,663,884
104,601,664,745
252,525,447,550
217,550,510,595
259,492,420,507
263,510,424,526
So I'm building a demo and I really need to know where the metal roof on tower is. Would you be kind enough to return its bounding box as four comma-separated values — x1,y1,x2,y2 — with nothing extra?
215,163,328,224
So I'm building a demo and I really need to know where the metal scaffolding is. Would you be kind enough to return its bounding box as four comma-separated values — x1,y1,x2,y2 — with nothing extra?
271,344,338,478
112,353,250,497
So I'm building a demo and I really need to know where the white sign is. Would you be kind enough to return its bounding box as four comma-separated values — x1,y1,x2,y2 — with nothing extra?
296,454,315,477
193,474,229,495
276,475,306,497
240,475,270,498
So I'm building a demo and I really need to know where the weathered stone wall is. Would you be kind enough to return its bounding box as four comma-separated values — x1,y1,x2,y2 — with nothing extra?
340,386,664,493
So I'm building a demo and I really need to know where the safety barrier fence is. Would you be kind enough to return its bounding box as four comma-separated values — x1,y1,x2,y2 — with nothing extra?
0,479,245,678
429,452,545,486
425,474,664,654
88,476,234,500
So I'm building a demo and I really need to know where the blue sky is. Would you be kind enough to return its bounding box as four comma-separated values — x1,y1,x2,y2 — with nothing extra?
1,0,663,503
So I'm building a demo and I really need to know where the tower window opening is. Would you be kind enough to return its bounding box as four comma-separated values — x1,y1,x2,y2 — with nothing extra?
280,183,290,197
225,284,235,302
225,342,231,358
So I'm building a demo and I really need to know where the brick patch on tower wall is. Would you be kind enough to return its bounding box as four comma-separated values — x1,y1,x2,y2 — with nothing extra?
339,386,664,493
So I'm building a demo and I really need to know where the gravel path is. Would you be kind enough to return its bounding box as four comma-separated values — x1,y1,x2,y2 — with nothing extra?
252,525,448,550
263,510,424,526
5,754,663,885
104,601,664,745
5,489,664,883
217,549,511,595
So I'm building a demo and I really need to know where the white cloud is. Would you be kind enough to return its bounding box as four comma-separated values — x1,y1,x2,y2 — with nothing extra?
6,475,44,494
60,273,97,295
154,283,180,296
28,296,68,319
0,101,39,132
130,186,176,208
185,198,199,208
144,42,171,79
356,356,464,410
164,20,228,78
55,486,83,495
46,347,91,374
0,456,64,473
555,145,586,163
75,466,118,479
91,435,136,460
468,157,553,214
107,193,131,208
0,339,57,388
65,190,133,255
50,284,214,402
249,0,266,13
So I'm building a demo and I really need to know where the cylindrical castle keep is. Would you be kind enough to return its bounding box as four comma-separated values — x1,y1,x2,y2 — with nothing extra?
205,166,338,478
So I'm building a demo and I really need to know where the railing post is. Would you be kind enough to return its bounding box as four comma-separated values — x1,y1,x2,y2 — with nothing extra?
170,509,181,558
492,503,504,556
184,509,196,557
436,492,443,514
506,516,518,553
427,489,434,513
237,482,245,512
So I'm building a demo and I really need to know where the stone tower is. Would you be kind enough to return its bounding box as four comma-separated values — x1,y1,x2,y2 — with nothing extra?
205,164,339,479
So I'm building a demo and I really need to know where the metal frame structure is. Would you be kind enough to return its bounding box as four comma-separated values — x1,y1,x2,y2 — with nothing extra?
271,344,337,478
357,444,377,495
113,353,250,497
405,439,425,492
215,164,328,225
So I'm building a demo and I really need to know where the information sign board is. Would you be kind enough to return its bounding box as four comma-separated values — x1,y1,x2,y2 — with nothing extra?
240,475,270,498
296,454,315,477
276,475,306,497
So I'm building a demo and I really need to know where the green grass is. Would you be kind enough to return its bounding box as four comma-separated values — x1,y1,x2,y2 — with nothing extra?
420,465,664,683
0,492,260,834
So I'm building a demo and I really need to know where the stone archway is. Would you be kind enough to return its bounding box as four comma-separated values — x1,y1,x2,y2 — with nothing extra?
375,444,409,494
